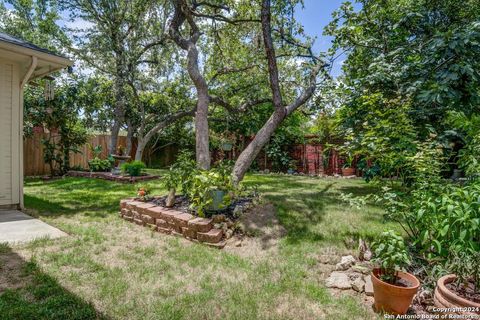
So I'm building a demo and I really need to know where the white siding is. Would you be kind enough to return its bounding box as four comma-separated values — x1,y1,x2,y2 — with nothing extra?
0,61,18,206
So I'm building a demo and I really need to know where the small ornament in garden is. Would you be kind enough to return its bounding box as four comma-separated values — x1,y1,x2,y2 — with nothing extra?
117,145,126,156
137,187,150,202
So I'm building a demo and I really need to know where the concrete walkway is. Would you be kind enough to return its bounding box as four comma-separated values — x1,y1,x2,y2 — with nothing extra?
0,210,67,244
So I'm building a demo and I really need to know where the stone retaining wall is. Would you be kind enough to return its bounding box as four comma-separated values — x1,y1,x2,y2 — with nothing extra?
119,199,225,248
67,171,159,183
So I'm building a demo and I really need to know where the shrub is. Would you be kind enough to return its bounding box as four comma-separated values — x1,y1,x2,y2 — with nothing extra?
88,157,112,172
164,155,239,216
380,182,480,261
372,230,411,284
187,168,236,216
136,187,150,202
121,161,146,176
448,250,480,294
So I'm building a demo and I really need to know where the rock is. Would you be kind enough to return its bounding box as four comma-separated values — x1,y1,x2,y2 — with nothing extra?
221,223,228,232
233,206,243,217
235,240,242,247
351,277,365,293
318,254,338,265
351,265,371,275
414,288,432,305
364,275,374,296
213,223,222,229
363,250,372,261
166,189,176,207
325,272,351,289
335,255,356,271
226,229,234,239
212,214,226,223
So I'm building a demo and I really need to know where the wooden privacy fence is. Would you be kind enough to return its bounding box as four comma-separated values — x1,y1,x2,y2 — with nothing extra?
23,133,133,176
24,132,353,177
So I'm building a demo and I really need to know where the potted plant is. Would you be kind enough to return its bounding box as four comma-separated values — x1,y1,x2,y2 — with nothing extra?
221,141,233,151
219,133,235,151
371,230,420,315
287,160,297,174
187,162,235,217
434,251,480,315
117,145,126,156
341,154,356,176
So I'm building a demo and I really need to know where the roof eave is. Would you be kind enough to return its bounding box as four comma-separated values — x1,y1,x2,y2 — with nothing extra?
0,40,73,68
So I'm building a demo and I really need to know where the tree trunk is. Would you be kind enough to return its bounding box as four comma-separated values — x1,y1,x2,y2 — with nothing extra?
126,120,135,157
169,1,210,170
232,109,286,184
195,90,210,169
187,43,210,170
232,0,322,184
110,121,121,155
110,61,126,154
135,139,145,161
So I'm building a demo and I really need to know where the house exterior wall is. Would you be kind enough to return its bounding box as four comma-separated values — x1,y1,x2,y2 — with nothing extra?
0,59,20,208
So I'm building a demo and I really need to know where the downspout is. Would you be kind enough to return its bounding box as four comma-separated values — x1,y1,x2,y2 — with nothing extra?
18,56,37,209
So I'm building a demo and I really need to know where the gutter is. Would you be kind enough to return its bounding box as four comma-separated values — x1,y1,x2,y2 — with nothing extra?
21,56,37,88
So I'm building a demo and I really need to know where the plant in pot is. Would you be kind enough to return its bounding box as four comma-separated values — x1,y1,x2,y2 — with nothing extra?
371,230,420,315
187,162,236,217
341,154,356,176
434,250,480,315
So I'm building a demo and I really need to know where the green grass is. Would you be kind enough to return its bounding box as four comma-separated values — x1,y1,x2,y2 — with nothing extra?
0,174,396,319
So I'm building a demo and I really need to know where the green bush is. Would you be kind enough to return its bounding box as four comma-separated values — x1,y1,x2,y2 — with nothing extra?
88,157,112,172
372,230,411,284
121,161,146,177
187,168,235,216
448,250,480,294
163,154,239,216
381,182,480,261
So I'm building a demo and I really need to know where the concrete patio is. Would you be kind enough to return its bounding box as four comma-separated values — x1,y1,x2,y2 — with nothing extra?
0,210,67,244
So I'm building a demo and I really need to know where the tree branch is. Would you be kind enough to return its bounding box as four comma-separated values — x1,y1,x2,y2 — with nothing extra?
209,96,271,113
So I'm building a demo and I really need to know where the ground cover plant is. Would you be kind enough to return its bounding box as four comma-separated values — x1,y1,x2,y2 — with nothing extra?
0,174,398,320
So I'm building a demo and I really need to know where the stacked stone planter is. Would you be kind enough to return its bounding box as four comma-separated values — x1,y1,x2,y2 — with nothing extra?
119,199,225,248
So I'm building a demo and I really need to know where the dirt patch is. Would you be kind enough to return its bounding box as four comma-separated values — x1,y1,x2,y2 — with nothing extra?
224,203,286,258
267,294,326,320
0,248,32,293
150,195,254,221
446,281,480,304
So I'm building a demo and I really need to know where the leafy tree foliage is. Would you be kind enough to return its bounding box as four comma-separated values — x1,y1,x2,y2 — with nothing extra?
326,0,480,179
0,0,68,53
24,79,88,175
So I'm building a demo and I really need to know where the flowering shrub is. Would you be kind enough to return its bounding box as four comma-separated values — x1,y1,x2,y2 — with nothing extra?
137,187,150,202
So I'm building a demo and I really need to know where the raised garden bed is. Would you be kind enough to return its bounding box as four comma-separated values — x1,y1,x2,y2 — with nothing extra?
119,196,253,248
67,170,159,183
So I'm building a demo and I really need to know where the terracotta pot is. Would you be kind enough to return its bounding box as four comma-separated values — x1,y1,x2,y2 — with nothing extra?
341,167,356,176
434,274,480,316
371,268,420,315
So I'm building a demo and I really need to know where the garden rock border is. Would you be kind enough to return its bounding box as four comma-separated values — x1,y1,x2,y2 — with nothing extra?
119,198,228,248
325,256,374,296
67,170,159,183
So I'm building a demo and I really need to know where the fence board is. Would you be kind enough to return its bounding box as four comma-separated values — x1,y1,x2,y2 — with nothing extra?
23,133,130,176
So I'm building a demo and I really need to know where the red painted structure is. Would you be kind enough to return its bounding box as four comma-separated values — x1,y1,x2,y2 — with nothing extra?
212,135,354,176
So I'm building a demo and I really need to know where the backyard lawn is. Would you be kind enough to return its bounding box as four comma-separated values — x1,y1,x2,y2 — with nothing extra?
0,174,397,320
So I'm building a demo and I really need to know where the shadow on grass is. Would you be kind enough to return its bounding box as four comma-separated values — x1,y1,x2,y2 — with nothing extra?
24,177,140,218
0,243,108,320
